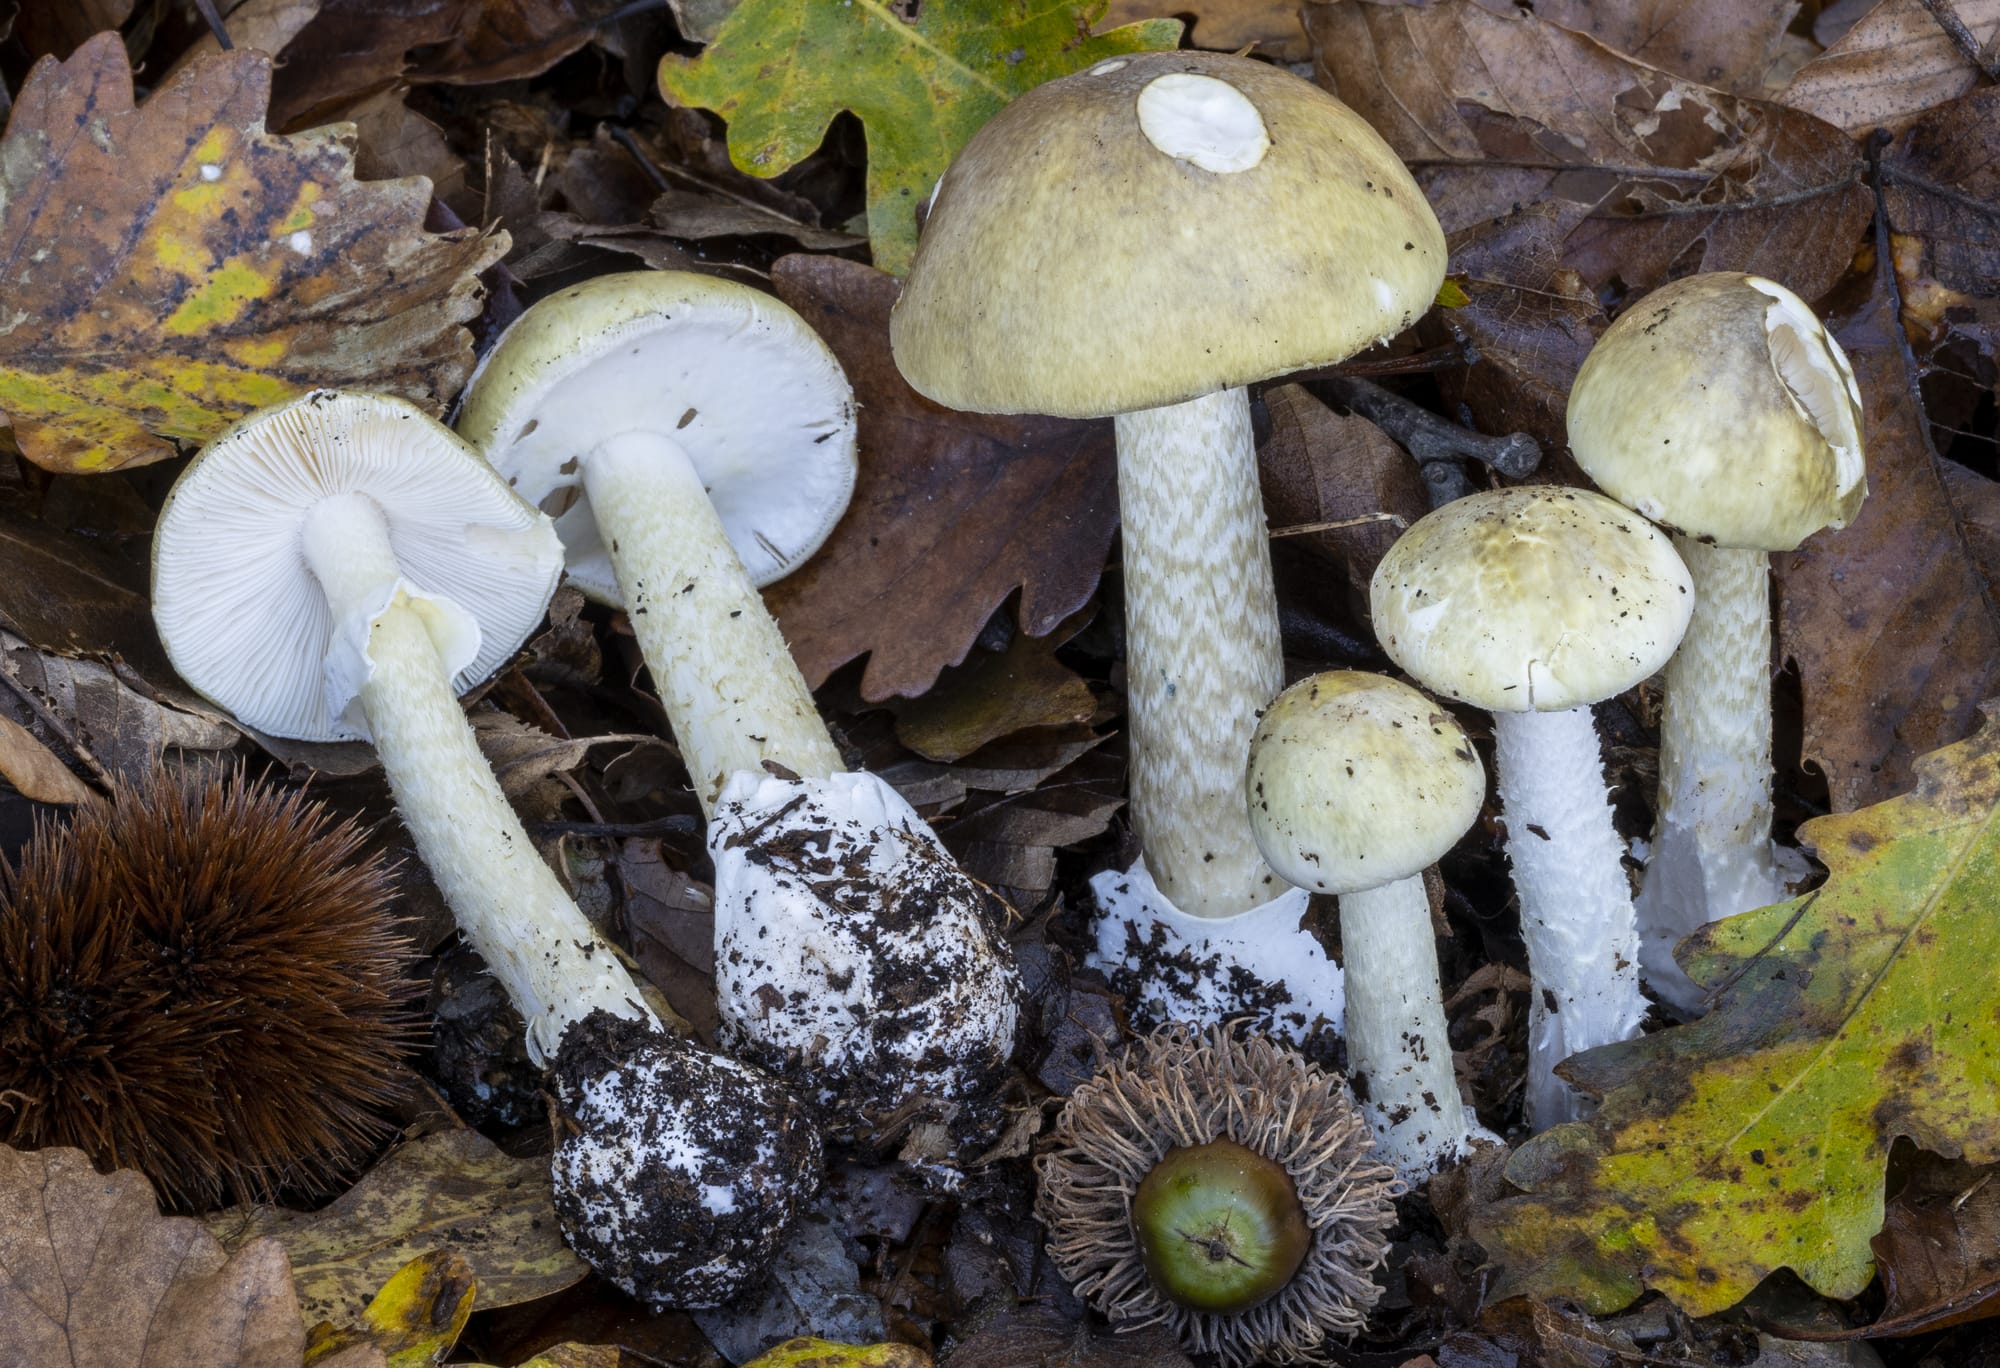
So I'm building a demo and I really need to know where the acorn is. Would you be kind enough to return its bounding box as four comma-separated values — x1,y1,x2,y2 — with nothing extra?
1036,1023,1399,1367
0,767,417,1210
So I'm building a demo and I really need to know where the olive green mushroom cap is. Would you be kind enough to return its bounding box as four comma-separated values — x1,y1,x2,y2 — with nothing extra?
1566,272,1865,551
1370,487,1694,713
889,51,1447,418
1246,671,1485,896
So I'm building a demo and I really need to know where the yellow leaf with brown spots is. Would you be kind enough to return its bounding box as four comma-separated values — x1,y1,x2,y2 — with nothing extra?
1476,710,2000,1316
0,33,504,473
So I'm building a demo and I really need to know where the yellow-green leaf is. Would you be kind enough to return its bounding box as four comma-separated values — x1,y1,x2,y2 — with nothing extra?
657,0,1180,275
1476,711,2000,1315
305,1249,475,1367
743,1338,932,1368
0,33,503,473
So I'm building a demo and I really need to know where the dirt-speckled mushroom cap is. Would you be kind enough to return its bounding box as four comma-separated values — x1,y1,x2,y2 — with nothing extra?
1370,487,1693,714
1567,272,1866,551
890,51,1446,418
152,390,563,743
1246,672,1485,896
456,271,857,604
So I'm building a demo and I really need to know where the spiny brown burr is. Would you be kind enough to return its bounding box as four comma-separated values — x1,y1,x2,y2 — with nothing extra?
0,767,418,1210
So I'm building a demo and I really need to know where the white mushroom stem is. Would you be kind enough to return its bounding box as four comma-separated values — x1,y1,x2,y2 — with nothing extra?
1635,537,1784,1012
301,493,658,1067
1338,877,1479,1178
1490,706,1646,1130
1115,386,1285,918
582,431,842,816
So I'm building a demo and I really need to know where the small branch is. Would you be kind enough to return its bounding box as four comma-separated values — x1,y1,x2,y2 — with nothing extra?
1268,513,1408,538
1311,373,1542,479
0,668,114,791
191,0,234,49
1916,0,2000,81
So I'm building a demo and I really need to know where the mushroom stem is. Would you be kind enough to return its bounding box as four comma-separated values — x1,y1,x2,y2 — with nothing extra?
1490,706,1646,1129
300,494,658,1066
582,432,842,816
1636,537,1783,1012
1115,386,1285,918
1338,877,1476,1176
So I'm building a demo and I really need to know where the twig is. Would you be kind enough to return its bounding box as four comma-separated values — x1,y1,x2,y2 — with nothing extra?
1916,0,2000,81
190,0,233,50
0,667,114,791
1312,373,1541,481
1268,513,1408,538
531,815,702,839
606,124,819,228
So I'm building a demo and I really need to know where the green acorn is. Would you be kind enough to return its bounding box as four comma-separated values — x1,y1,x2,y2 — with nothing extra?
1036,1024,1399,1367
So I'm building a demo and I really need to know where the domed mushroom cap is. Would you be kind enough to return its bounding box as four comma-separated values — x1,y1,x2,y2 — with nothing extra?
890,51,1446,418
152,390,563,742
1246,671,1484,895
456,271,858,602
1567,272,1865,551
1370,487,1693,713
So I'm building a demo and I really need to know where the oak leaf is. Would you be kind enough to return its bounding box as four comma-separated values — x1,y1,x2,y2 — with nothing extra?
656,0,1181,274
1474,710,2000,1315
0,33,502,473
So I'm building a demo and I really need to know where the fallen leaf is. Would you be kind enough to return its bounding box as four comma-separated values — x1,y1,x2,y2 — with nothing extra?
1306,0,1872,302
656,0,1181,274
0,34,503,473
0,712,92,803
1474,709,2000,1315
1100,0,1309,60
1427,204,1606,459
207,1128,588,1328
11,0,133,60
947,1297,1197,1368
1878,86,2000,301
1781,0,2000,136
891,624,1097,763
268,0,627,128
1865,1156,2000,1334
0,631,244,780
765,255,1119,700
305,1249,476,1366
169,0,325,74
742,1339,932,1368
0,1144,319,1368
1778,282,1999,810
1258,382,1429,606
1513,0,1801,93
0,502,174,688
468,712,648,802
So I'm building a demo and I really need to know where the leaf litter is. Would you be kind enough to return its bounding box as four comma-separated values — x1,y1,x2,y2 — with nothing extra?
0,0,1993,1363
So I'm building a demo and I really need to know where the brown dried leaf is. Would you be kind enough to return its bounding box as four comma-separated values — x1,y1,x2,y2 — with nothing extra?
1867,1157,2000,1333
948,1298,1196,1368
12,0,133,61
0,631,243,780
891,625,1097,763
1781,0,2000,137
1306,0,1871,301
1259,382,1428,604
1880,86,2000,300
766,255,1119,701
1100,0,1310,60
1429,204,1607,458
208,1128,588,1328
0,504,171,684
0,35,503,473
0,712,91,803
0,1144,315,1368
1508,0,1800,93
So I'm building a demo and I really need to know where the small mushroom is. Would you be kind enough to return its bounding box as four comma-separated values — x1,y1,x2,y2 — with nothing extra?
151,390,819,1306
1369,487,1694,1128
1566,272,1865,1011
456,270,857,813
893,50,1447,1035
459,276,1020,1142
1245,671,1492,1178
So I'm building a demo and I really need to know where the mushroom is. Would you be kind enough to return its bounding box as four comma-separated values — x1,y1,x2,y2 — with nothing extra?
1566,273,1866,1012
455,270,856,813
892,50,1447,1036
151,390,821,1306
1245,671,1492,1178
1368,487,1693,1128
458,275,1020,1146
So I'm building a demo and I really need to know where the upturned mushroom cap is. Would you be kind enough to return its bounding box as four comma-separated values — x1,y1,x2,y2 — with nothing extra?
1567,272,1866,551
152,390,563,742
890,51,1446,418
1246,671,1484,895
455,271,857,603
1370,487,1693,713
